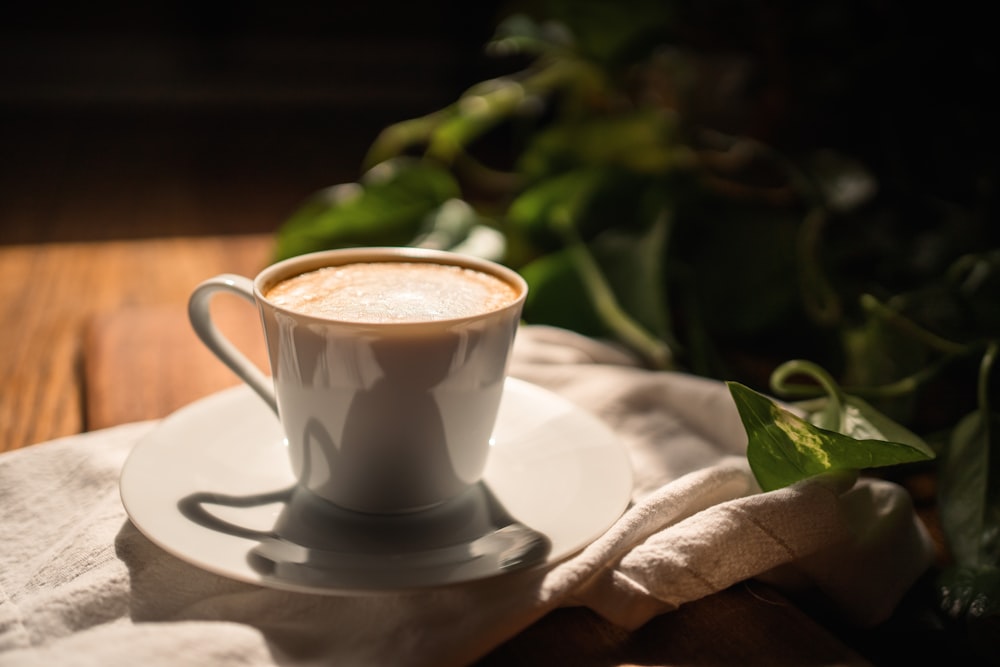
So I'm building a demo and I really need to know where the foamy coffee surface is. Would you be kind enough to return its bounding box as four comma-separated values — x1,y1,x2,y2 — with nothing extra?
265,262,520,323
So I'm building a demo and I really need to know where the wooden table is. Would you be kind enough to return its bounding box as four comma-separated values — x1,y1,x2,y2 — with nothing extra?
0,234,873,665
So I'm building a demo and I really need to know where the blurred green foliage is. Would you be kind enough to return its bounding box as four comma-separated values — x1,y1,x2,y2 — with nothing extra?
274,0,999,652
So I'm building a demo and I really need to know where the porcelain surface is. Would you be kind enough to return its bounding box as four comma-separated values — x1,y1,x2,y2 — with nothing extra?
120,378,633,593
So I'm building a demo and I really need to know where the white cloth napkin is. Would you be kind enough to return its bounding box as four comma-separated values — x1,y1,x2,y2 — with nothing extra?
0,326,934,667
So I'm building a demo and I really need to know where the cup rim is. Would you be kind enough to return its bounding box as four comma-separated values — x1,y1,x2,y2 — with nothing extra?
252,246,528,327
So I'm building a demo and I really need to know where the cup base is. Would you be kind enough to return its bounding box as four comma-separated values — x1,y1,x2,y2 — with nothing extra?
270,483,522,555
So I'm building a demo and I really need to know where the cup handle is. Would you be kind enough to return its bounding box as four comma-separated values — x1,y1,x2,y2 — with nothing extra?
188,274,278,414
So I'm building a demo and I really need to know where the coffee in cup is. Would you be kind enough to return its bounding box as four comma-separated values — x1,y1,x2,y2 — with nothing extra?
263,261,520,323
188,247,527,514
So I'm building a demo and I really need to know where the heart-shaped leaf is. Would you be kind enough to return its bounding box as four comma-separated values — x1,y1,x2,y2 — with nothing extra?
728,382,936,492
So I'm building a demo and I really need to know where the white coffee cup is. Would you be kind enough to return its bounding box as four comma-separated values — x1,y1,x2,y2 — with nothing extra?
188,247,527,514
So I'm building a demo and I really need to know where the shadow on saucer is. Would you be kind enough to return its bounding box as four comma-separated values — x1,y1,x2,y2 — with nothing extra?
177,483,551,591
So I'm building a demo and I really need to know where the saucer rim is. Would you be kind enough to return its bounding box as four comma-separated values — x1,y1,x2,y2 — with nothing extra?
119,377,633,594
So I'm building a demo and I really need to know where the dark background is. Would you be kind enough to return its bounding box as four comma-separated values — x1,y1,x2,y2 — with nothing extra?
2,1,995,247
0,0,506,244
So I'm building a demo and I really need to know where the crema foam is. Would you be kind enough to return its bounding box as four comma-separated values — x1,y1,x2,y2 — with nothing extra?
264,261,520,323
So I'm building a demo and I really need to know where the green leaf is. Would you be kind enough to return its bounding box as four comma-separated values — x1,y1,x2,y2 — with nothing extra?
728,382,936,492
519,209,675,367
520,249,607,336
838,314,927,424
273,159,461,260
940,410,1000,568
589,209,672,342
834,395,935,456
517,110,683,182
362,109,453,169
505,167,610,246
506,166,656,250
951,250,1000,339
531,0,675,65
488,13,573,58
938,343,1000,572
771,360,934,458
562,230,672,369
511,171,676,366
426,79,528,164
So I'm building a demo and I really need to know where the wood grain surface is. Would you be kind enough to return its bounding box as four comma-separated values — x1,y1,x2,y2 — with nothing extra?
0,234,273,452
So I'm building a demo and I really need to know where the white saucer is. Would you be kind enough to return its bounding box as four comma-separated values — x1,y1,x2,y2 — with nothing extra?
120,377,633,594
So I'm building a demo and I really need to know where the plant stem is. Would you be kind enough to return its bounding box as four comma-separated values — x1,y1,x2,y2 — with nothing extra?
768,344,983,401
563,234,674,370
977,340,998,414
770,360,844,416
861,293,966,356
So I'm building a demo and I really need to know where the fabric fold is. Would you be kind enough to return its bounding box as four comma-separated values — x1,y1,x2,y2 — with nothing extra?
0,326,934,666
